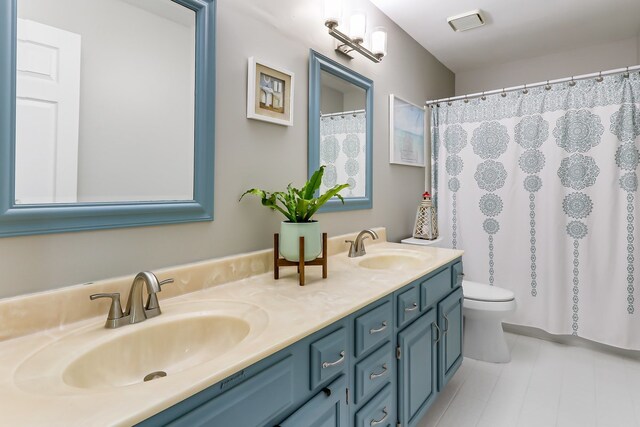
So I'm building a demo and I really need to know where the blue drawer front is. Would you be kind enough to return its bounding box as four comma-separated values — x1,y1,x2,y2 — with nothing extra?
310,327,348,390
167,356,293,427
279,375,348,427
421,268,451,310
397,285,420,328
354,300,392,357
354,342,392,404
354,383,393,427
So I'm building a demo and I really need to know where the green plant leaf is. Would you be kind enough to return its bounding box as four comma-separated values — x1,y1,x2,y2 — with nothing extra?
303,165,325,200
306,183,349,218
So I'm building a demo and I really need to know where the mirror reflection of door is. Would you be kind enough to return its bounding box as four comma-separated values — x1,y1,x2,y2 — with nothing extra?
319,70,366,198
15,0,196,205
15,19,81,205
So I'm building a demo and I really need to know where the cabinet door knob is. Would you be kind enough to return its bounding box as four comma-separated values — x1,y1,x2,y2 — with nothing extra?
404,302,418,312
369,321,388,334
370,406,388,426
322,351,345,369
369,363,388,380
432,322,441,344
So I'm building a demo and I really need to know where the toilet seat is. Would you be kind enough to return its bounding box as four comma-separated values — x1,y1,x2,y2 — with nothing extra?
463,280,514,302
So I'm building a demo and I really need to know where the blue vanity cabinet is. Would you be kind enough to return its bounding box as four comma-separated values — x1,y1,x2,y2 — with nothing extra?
397,308,439,427
138,258,463,427
437,287,463,390
278,375,348,427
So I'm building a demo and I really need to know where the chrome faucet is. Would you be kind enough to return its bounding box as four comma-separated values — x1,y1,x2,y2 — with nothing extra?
346,229,379,257
90,271,173,329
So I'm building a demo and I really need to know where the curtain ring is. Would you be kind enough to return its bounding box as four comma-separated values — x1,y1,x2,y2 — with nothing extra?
596,71,603,82
624,67,630,78
569,77,576,87
481,91,486,101
501,88,507,98
544,80,551,91
522,84,528,95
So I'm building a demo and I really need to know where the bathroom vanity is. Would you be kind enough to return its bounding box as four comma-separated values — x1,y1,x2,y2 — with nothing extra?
0,230,463,426
139,251,464,426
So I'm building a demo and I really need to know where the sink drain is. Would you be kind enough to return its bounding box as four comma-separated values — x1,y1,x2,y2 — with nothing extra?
143,371,167,382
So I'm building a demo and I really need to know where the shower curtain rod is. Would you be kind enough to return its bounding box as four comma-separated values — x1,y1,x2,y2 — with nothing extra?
425,64,640,106
320,109,366,118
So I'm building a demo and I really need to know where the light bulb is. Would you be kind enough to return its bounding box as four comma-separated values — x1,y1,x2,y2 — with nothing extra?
371,27,387,57
323,0,341,26
349,13,366,43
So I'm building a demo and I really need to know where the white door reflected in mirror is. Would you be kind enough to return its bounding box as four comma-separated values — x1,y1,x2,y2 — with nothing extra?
15,0,196,205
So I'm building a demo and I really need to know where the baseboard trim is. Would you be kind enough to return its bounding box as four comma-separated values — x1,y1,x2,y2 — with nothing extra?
503,323,640,359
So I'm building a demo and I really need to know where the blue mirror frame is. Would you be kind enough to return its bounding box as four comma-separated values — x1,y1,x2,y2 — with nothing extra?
308,50,373,211
0,0,215,237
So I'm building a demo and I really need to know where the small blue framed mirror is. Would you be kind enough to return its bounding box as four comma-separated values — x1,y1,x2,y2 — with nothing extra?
0,0,215,237
308,50,373,211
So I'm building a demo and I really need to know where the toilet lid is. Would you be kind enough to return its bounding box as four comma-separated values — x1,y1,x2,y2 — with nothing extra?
463,280,515,302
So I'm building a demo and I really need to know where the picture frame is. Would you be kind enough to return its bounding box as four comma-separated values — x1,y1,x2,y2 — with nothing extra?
389,94,426,167
247,57,295,126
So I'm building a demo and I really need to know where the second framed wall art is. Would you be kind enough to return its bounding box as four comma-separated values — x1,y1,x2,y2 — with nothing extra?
247,57,295,126
389,94,426,167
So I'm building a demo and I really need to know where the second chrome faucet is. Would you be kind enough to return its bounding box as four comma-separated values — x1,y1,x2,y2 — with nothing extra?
90,271,173,329
346,229,379,257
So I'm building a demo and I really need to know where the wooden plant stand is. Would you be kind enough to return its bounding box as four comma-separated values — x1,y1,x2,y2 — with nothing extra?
274,233,328,286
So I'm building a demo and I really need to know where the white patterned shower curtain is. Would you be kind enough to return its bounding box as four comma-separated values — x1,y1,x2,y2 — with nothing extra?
432,73,640,350
319,112,366,197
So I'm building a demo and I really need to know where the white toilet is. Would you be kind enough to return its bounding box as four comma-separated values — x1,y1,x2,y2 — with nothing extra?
401,237,517,363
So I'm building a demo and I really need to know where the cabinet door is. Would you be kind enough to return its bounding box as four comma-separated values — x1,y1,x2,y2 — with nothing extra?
279,375,348,427
397,308,438,427
437,287,463,390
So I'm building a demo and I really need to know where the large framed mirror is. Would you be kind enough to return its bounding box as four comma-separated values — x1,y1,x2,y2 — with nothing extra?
308,50,373,211
0,0,215,237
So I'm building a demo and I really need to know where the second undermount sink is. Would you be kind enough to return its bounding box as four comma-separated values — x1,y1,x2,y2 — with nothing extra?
358,250,431,271
15,300,268,393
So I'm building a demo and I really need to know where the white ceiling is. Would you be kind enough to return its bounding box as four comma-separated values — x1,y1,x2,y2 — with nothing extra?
370,0,640,72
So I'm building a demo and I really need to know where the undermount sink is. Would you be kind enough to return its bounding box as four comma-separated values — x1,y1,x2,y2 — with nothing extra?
15,300,268,394
358,251,431,270
63,314,250,389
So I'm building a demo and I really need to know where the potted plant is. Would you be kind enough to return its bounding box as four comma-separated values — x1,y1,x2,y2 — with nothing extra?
240,166,348,262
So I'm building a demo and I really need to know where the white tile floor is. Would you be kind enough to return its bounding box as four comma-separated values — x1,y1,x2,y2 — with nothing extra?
418,333,640,427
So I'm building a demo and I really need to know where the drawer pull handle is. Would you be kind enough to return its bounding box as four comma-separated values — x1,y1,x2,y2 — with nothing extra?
432,322,441,344
443,314,450,334
369,321,388,334
404,302,418,312
370,406,389,426
369,363,388,380
322,351,345,369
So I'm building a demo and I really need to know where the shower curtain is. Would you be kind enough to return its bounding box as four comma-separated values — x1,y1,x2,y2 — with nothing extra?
432,73,640,350
319,112,366,197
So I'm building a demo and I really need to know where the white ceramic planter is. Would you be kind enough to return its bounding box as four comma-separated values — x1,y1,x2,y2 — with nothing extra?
279,221,322,262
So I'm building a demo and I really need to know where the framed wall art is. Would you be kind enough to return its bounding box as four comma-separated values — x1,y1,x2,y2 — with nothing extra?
389,94,426,167
247,57,294,126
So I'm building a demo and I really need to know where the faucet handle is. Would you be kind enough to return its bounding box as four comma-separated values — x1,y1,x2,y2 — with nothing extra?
158,278,174,287
90,293,124,320
145,278,173,314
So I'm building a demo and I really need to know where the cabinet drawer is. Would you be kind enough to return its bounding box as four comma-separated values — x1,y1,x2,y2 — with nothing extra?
355,383,393,427
452,261,464,288
421,268,451,310
168,356,293,427
354,300,392,357
397,285,420,328
354,342,392,404
310,327,348,390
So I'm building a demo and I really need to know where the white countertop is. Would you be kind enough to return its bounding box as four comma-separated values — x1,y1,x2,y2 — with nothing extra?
0,238,462,426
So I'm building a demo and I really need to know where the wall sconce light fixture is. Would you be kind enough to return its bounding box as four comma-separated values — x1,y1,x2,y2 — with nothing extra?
323,0,387,63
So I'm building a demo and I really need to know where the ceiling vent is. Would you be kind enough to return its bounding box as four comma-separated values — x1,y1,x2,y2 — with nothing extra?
447,9,485,32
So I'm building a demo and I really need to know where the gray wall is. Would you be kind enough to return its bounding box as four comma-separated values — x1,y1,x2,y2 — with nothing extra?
18,0,195,202
456,36,640,95
1,0,454,299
